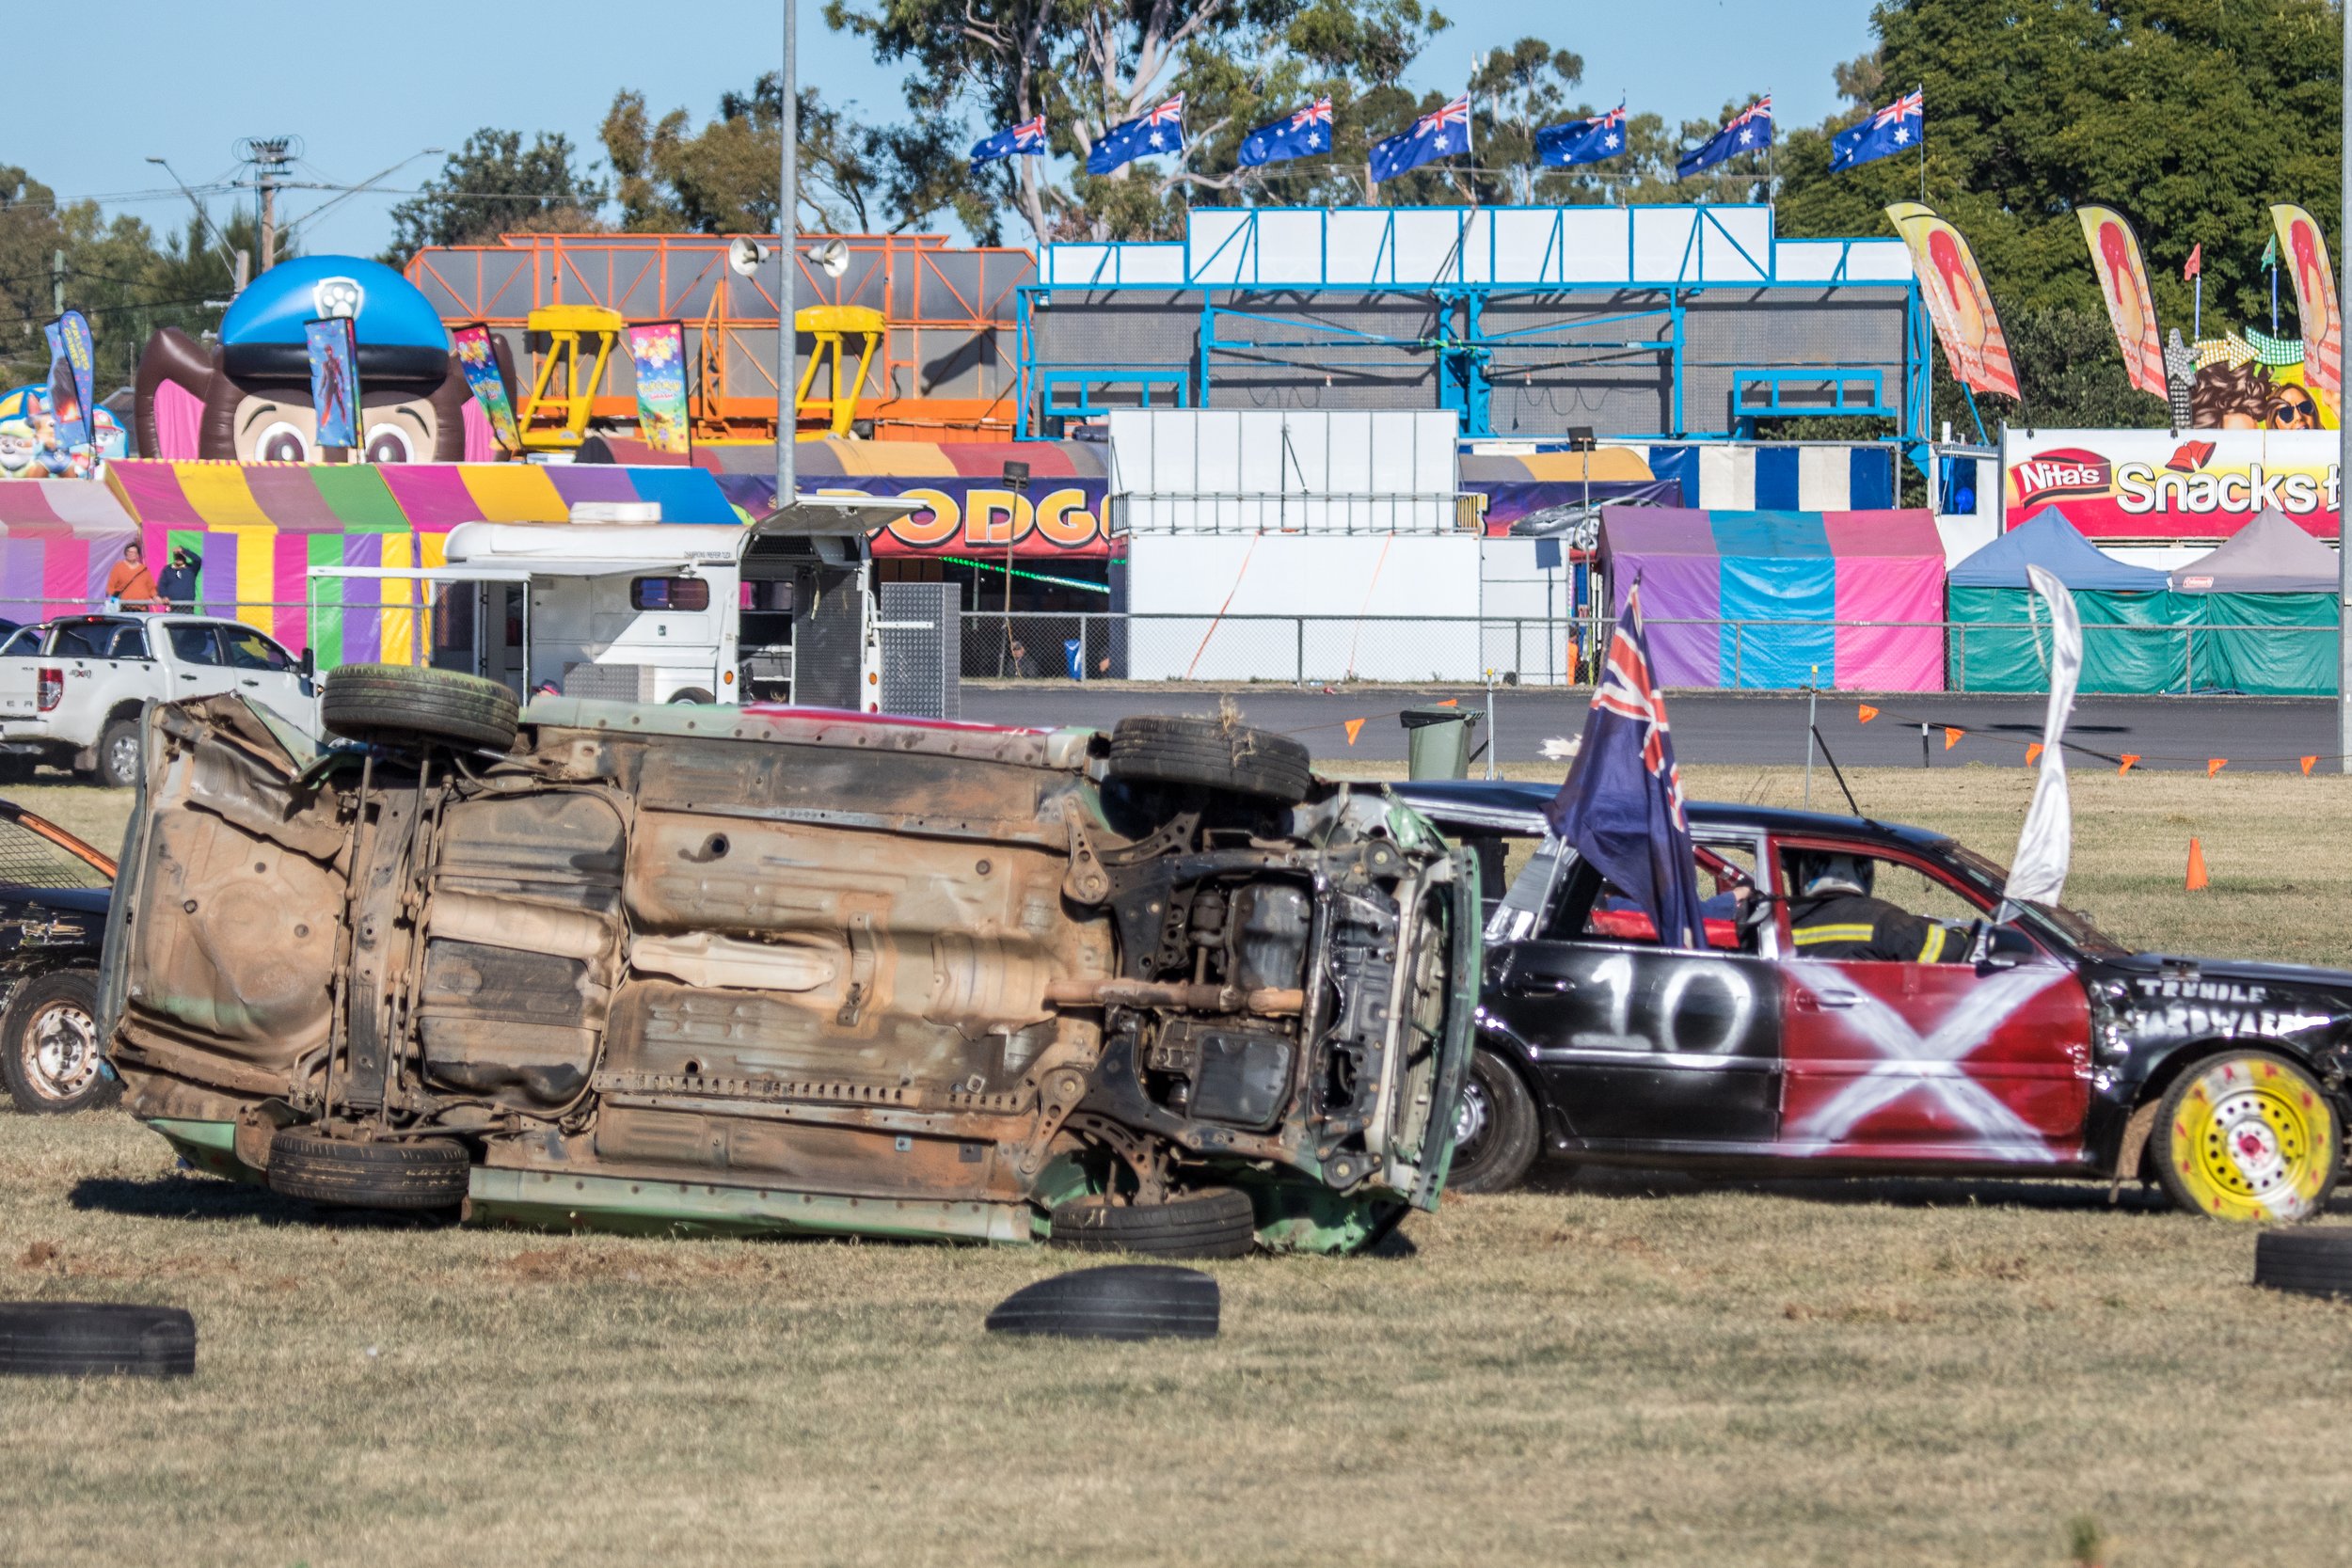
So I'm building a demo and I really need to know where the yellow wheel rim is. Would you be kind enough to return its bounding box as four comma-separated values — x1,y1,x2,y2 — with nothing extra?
2171,1056,2335,1221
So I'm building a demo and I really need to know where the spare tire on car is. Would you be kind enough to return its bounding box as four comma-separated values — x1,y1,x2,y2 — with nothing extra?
1105,715,1311,805
321,664,519,753
1049,1186,1258,1259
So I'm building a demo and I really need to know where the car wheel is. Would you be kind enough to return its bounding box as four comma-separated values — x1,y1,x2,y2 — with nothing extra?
1446,1048,1540,1194
320,664,519,753
1105,716,1311,805
97,718,142,789
0,1303,196,1378
1,971,116,1115
2152,1050,2341,1221
667,689,714,705
1049,1186,1258,1259
265,1129,470,1212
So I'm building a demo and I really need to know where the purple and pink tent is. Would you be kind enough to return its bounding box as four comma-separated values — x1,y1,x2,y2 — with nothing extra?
1597,508,1946,690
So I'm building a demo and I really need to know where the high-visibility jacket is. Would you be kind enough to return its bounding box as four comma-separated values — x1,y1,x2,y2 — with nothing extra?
1788,891,1969,963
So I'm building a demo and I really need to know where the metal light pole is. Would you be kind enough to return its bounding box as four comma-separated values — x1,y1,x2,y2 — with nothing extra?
2340,0,2350,769
777,0,798,515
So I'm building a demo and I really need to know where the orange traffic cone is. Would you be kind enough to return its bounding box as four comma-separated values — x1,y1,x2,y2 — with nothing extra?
2185,838,2209,891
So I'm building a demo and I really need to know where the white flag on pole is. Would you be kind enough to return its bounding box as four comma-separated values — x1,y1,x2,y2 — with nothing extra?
2004,563,2081,906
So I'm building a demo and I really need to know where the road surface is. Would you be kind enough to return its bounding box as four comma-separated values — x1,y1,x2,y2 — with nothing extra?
958,684,2345,772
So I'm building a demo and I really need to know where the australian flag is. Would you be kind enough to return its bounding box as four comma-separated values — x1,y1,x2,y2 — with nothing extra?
1677,95,1772,180
970,115,1046,173
1240,97,1333,168
1535,104,1627,167
1369,95,1471,184
1088,95,1185,174
1545,586,1707,951
1829,89,1922,173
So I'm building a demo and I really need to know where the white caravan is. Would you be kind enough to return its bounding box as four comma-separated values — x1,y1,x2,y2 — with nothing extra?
306,497,922,712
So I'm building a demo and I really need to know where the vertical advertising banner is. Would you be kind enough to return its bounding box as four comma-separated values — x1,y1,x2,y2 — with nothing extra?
626,321,691,456
305,317,361,453
2270,203,2341,405
452,323,522,454
2074,206,2168,401
1886,201,2022,399
41,314,93,451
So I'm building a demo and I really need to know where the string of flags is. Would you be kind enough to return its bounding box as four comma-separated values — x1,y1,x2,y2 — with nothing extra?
970,87,1930,185
1855,702,2327,775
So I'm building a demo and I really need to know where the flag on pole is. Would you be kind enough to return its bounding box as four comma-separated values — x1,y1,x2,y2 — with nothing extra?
1369,95,1472,183
2184,244,2202,280
1535,105,1628,167
1239,97,1333,167
2263,233,2279,270
1829,89,1922,173
1677,96,1772,180
2004,563,2081,908
969,115,1046,172
1087,96,1185,175
1544,585,1707,951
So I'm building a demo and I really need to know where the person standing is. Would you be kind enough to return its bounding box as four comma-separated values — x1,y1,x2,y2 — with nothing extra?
104,542,159,610
156,546,201,611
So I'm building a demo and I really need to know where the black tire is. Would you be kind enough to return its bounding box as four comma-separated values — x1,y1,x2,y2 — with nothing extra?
2252,1229,2352,1299
0,1302,195,1377
96,716,141,789
1050,1186,1258,1259
1,970,116,1116
668,689,714,705
985,1264,1219,1340
321,664,519,752
1447,1048,1540,1194
1105,715,1311,805
266,1129,470,1212
2151,1049,2342,1222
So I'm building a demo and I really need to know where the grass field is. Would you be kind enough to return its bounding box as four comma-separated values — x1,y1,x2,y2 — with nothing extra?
5,768,2352,1568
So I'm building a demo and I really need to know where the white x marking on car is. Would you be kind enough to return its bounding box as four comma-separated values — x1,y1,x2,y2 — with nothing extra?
1784,962,2064,1158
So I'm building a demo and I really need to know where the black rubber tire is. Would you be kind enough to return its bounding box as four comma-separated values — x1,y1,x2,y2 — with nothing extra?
96,716,141,789
320,664,519,752
667,689,714,705
1447,1048,1541,1194
2252,1229,2352,1299
1050,1186,1259,1259
1,970,117,1116
0,1302,195,1377
2151,1048,2342,1221
985,1264,1219,1340
1105,715,1311,805
265,1129,470,1212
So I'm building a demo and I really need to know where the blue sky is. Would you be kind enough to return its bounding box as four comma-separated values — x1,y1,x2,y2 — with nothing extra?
22,0,1882,258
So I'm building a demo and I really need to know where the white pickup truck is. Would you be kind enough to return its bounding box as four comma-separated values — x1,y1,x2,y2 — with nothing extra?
0,613,320,785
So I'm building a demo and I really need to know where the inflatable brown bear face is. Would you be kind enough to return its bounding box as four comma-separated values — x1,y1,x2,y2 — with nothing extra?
134,325,469,464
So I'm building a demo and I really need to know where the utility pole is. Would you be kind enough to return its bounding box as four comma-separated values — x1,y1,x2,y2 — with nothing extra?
51,250,63,316
776,1,797,515
237,137,298,273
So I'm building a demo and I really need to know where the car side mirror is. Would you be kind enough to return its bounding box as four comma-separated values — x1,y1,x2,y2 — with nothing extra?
298,647,315,679
1970,920,2034,972
1736,893,1776,932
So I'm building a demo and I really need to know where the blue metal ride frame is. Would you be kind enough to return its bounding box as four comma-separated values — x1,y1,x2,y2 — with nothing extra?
1015,205,1929,444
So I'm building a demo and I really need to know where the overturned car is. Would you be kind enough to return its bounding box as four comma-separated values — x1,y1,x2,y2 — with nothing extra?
98,673,1476,1256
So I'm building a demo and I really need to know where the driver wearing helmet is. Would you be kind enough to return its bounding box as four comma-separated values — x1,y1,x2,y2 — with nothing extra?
1785,850,1973,963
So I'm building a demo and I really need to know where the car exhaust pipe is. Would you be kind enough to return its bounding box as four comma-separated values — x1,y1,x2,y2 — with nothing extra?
1042,978,1306,1015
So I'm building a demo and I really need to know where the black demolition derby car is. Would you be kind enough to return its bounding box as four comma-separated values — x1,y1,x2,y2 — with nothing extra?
0,798,116,1115
1398,780,2350,1221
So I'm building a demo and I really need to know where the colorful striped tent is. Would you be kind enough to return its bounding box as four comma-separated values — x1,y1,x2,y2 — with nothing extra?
1597,507,1946,690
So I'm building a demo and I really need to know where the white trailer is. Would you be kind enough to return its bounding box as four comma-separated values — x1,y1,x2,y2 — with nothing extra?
306,496,928,712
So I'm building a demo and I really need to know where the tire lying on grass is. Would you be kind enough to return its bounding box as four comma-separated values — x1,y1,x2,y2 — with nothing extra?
1049,1187,1257,1259
320,664,520,753
265,1129,470,1212
1105,716,1311,805
986,1265,1219,1341
0,1303,195,1378
2252,1228,2352,1300
1,970,117,1116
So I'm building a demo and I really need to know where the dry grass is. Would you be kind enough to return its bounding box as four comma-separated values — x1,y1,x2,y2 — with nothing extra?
5,773,2352,1568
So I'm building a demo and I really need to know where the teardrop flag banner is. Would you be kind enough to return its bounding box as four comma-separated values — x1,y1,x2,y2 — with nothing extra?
2271,203,2342,402
2074,206,2168,401
1887,201,2022,398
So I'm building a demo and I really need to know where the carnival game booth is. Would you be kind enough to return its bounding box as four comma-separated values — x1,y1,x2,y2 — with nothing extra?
1594,507,1945,690
2168,507,2341,695
1945,507,2183,693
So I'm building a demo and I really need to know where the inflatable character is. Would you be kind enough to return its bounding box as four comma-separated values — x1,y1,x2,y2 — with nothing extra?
133,256,467,463
0,419,37,479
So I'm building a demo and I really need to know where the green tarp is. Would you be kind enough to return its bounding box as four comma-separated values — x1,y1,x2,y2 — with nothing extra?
1949,587,2336,694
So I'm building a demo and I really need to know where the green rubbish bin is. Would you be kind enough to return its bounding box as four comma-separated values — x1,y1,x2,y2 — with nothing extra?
1401,705,1482,780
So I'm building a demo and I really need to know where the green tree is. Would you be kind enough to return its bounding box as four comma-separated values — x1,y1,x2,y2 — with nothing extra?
385,130,607,256
604,77,909,235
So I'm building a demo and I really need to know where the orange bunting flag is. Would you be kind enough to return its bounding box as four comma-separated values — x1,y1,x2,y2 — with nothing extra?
1435,698,1459,708
2186,837,2210,891
2207,757,2227,777
1856,703,1879,723
1343,718,1365,746
2118,753,2140,774
2026,742,2043,768
1944,726,1963,751
2303,755,2319,776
